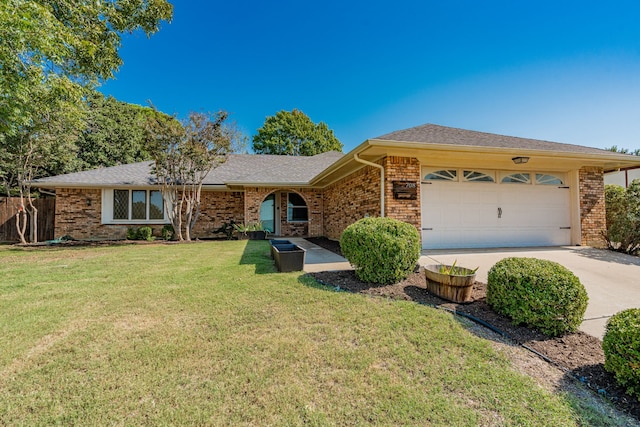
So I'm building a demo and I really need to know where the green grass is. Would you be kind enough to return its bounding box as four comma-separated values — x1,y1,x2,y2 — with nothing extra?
0,241,599,425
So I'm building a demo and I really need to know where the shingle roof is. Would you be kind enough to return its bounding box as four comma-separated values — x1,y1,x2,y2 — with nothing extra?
373,123,615,155
206,151,343,184
32,161,158,187
32,151,344,187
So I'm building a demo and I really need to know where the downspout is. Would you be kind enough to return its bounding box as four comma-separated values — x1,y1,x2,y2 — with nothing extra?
354,153,385,217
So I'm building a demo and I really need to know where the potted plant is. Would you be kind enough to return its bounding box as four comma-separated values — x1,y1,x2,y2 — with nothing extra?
233,222,249,240
424,260,478,303
247,222,267,240
233,222,267,240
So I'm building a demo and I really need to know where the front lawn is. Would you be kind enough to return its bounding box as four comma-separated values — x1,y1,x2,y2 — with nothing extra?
0,241,595,425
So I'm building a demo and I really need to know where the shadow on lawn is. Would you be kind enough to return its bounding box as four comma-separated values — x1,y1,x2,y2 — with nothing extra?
238,239,277,274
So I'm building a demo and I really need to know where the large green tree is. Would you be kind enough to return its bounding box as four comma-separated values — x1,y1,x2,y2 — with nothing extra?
0,0,172,243
75,92,163,170
0,0,173,138
252,109,343,156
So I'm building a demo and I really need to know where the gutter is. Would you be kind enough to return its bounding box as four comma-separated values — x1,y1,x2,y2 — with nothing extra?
353,153,385,217
368,139,640,162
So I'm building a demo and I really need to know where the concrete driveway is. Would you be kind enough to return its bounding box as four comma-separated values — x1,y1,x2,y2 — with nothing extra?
420,247,640,338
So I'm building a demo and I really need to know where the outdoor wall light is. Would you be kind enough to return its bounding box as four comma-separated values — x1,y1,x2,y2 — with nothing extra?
512,156,530,164
86,197,92,206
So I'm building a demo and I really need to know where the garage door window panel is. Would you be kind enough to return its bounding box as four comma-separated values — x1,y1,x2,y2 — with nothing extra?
463,170,495,183
423,169,457,181
501,173,531,184
536,174,564,185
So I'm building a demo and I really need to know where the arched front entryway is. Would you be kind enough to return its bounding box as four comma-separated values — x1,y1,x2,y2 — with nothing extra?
257,190,310,237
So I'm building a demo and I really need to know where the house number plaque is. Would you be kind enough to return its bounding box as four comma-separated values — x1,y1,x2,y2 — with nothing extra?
392,181,418,200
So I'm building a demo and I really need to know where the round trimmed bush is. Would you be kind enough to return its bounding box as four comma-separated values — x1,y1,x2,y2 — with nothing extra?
487,257,588,337
161,224,175,240
603,308,640,399
340,217,421,285
137,226,154,241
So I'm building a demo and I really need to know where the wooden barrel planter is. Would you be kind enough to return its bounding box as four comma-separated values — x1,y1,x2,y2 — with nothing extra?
424,264,476,303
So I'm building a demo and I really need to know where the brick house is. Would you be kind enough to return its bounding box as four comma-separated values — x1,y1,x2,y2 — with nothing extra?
32,124,640,249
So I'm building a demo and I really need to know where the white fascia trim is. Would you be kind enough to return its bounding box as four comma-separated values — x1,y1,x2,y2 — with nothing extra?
223,181,315,188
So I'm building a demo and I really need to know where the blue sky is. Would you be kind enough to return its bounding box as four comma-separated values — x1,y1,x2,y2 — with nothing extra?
100,0,640,153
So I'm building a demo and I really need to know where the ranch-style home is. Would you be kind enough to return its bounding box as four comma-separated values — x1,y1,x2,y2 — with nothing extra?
32,124,640,250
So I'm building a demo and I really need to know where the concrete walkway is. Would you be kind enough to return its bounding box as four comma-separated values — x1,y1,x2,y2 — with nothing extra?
287,238,352,273
420,246,640,338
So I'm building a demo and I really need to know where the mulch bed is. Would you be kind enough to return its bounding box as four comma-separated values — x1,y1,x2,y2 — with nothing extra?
306,237,640,420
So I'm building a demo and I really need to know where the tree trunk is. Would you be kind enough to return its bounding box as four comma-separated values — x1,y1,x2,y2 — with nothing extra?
28,198,38,243
188,183,202,240
15,208,27,244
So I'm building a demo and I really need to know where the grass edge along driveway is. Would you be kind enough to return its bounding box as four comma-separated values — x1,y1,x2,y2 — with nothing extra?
0,241,616,425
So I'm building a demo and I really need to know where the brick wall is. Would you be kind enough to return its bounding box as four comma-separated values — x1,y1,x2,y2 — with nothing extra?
384,156,421,232
192,191,244,238
55,188,110,239
54,188,244,240
323,162,382,240
579,167,606,247
244,188,323,237
322,156,421,240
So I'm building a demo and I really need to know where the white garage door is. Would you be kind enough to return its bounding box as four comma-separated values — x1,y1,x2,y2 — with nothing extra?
421,170,571,249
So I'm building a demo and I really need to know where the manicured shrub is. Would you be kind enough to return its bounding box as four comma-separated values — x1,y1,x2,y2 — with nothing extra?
126,226,155,241
340,217,421,284
126,227,138,240
161,224,175,240
487,257,588,337
137,226,154,241
603,308,640,399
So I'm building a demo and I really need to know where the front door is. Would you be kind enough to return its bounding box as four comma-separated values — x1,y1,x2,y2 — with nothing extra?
260,193,278,235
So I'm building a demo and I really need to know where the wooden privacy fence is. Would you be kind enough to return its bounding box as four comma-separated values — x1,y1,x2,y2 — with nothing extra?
0,198,55,242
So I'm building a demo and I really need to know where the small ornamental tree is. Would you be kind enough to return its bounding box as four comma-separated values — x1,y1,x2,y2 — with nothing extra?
340,217,421,284
147,111,245,241
8,81,84,244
